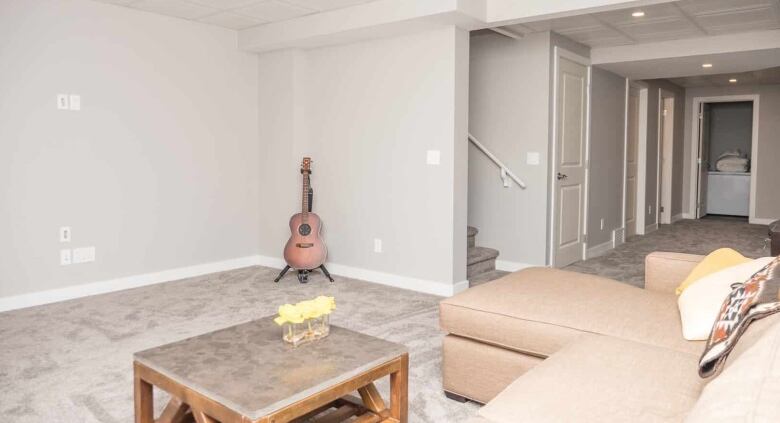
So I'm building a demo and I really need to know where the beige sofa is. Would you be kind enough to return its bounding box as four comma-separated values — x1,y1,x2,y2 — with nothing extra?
439,252,780,422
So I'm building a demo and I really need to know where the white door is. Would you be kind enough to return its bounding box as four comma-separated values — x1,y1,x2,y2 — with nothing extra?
552,54,589,267
626,88,640,237
696,103,711,218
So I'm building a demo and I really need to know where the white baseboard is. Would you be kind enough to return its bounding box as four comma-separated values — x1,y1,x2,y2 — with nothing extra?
671,213,684,223
0,254,474,313
645,223,659,234
682,213,695,219
257,255,463,297
0,255,261,313
495,260,537,272
585,240,614,259
750,217,776,225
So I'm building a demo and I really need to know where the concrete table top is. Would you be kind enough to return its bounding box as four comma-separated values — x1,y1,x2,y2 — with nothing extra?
134,316,407,420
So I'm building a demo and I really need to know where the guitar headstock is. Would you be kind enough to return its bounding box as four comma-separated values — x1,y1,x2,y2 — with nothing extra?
301,157,312,174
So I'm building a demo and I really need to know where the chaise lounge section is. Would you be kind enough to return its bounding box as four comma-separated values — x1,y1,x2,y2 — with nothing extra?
440,251,780,422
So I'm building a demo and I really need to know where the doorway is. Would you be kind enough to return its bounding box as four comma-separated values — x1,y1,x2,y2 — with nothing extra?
550,47,590,267
624,85,640,237
689,95,759,222
658,90,675,224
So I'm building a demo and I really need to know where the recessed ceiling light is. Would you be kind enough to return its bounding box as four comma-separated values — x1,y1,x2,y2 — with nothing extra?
632,11,645,17
702,63,713,68
729,78,738,83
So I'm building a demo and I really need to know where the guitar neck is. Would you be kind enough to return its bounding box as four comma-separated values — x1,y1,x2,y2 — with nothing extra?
301,173,310,221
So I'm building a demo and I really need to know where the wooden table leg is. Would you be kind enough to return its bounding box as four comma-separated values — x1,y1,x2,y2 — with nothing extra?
158,396,191,423
134,369,154,423
389,354,408,423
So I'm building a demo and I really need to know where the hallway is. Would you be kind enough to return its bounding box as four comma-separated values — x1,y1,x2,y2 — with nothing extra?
565,217,770,287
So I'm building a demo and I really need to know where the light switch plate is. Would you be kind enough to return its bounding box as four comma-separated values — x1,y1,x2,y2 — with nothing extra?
373,238,382,253
57,94,69,110
72,246,95,264
526,152,541,165
426,150,441,165
69,95,81,111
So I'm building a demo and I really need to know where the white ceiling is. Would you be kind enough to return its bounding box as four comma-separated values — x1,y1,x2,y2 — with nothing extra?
504,0,780,48
597,47,780,80
668,66,780,87
92,0,379,30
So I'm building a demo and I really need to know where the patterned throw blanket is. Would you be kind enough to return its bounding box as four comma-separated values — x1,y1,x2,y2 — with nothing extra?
699,256,780,378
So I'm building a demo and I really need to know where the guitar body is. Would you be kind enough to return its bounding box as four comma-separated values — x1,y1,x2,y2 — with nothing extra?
283,211,327,270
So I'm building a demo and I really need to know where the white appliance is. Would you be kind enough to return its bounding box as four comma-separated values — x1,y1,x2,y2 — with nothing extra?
706,171,750,216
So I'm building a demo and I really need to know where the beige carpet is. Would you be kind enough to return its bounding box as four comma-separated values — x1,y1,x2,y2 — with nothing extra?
0,218,769,422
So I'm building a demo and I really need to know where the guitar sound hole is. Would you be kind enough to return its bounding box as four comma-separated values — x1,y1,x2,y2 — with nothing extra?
298,224,312,236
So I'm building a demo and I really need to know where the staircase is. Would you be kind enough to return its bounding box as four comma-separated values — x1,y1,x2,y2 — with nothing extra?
467,226,508,287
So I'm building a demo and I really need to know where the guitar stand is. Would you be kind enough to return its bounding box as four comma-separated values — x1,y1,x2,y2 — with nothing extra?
274,265,334,284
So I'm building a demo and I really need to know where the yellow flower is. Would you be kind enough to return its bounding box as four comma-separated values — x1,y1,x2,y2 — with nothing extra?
314,296,336,315
274,303,304,325
273,296,336,325
297,300,320,320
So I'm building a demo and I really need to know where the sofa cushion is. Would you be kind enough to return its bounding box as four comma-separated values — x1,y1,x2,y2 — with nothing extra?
686,319,780,422
440,267,703,357
478,335,704,423
678,257,775,341
675,248,751,295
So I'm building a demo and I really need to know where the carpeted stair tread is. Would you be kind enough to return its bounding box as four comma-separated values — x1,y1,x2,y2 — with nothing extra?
467,246,499,266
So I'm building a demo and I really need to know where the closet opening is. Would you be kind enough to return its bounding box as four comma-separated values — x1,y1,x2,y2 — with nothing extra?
690,96,759,221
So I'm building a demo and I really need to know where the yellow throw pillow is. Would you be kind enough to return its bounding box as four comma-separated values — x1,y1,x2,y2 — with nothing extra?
676,248,751,295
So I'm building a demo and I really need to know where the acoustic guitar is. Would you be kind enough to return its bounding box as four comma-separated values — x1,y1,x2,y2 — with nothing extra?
282,157,328,272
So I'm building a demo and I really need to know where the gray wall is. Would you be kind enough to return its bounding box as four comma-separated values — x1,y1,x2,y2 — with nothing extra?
467,31,553,266
257,27,469,288
0,0,259,298
683,84,780,221
707,102,753,170
588,67,626,246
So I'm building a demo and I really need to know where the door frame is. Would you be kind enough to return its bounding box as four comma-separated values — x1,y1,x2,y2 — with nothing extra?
548,46,591,266
687,94,761,223
657,89,675,225
633,82,649,235
623,81,646,238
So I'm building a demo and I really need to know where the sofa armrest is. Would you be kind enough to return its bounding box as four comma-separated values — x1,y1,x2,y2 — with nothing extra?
644,252,704,294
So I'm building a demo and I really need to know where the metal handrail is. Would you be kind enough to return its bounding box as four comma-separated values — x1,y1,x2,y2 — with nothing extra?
468,133,527,188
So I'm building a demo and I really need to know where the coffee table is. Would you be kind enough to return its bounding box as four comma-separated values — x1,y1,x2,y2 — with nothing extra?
133,317,408,423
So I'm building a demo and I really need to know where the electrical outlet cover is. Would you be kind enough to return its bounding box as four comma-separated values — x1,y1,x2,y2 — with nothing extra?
57,94,69,110
72,246,96,264
60,226,71,243
60,249,72,265
69,95,81,111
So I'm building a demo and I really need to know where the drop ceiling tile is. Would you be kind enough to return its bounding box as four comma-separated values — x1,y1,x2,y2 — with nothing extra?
197,11,266,29
696,6,780,33
131,0,216,20
283,0,375,12
597,2,681,26
187,0,261,10
618,17,699,40
545,14,603,32
677,0,774,16
235,0,314,21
